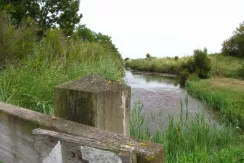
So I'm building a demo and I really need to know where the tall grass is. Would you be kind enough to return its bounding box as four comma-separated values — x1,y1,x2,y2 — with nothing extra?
126,57,191,74
130,99,244,162
209,54,243,78
0,30,124,114
186,78,244,129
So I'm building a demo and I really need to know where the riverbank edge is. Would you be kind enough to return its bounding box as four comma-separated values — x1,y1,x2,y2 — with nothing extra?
127,66,244,129
185,78,244,129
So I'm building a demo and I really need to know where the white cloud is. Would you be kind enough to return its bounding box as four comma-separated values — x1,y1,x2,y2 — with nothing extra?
79,0,244,58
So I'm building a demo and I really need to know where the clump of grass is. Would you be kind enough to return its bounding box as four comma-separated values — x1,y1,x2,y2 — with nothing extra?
130,99,244,163
186,78,244,129
130,101,151,140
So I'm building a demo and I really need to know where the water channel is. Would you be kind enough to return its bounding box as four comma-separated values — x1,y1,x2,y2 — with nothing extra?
125,70,219,133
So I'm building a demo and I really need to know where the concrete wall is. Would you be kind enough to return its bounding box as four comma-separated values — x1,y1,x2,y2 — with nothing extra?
0,102,164,163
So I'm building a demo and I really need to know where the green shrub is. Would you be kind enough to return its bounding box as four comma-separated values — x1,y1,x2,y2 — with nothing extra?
238,63,244,79
179,69,190,87
180,58,195,74
193,49,211,78
124,57,130,61
146,53,151,58
174,56,179,61
0,10,36,68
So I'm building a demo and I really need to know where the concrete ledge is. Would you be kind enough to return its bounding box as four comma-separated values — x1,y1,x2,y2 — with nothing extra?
0,102,164,163
33,128,136,163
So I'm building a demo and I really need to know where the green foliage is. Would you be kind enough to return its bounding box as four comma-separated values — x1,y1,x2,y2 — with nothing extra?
146,53,151,58
222,21,244,58
193,48,211,78
178,69,190,87
130,101,150,140
0,0,82,36
0,17,124,114
209,53,244,78
73,24,95,42
124,57,130,61
174,56,179,61
0,10,36,68
186,78,244,128
130,100,244,163
238,63,244,79
127,49,211,80
126,57,184,73
180,58,195,74
73,25,120,55
0,39,124,114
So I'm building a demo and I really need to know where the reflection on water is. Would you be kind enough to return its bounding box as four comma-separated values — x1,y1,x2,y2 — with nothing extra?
125,70,218,133
125,71,178,88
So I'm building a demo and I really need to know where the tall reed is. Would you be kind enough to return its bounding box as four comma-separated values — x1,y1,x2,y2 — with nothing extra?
130,98,244,162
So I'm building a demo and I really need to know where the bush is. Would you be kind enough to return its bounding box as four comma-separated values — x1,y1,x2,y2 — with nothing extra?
180,58,195,74
179,69,190,87
174,56,179,61
238,64,244,79
0,10,36,68
124,57,130,61
193,49,211,78
146,53,151,58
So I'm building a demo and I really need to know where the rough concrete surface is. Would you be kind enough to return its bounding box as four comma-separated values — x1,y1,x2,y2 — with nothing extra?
0,101,163,163
54,75,131,136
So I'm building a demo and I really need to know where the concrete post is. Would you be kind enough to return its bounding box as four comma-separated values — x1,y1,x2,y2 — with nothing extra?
54,75,131,136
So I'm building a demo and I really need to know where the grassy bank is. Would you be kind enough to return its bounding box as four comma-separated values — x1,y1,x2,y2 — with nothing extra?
126,57,189,74
131,101,244,163
186,78,244,128
0,32,124,115
209,54,244,78
126,54,243,78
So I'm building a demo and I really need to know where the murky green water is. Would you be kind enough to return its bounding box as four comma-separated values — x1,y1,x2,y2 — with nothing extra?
125,70,218,132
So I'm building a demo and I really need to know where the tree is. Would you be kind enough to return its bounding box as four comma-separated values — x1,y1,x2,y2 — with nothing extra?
124,57,129,61
174,56,179,61
180,48,211,80
146,53,151,58
0,0,82,36
73,25,95,41
222,21,244,57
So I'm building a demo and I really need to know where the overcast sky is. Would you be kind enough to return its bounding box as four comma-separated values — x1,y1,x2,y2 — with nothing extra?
79,0,244,59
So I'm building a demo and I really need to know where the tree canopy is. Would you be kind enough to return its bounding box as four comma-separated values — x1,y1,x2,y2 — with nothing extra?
222,21,244,57
73,25,119,54
0,0,82,36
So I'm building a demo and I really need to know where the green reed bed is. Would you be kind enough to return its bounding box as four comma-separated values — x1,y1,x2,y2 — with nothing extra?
186,78,244,129
0,30,124,114
130,100,244,163
126,57,190,74
126,54,244,79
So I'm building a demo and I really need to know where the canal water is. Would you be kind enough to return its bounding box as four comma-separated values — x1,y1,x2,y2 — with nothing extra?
125,70,218,133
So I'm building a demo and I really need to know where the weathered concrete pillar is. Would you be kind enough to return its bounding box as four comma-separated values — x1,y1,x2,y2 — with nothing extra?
54,75,131,136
